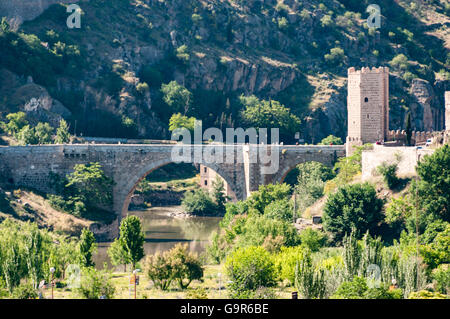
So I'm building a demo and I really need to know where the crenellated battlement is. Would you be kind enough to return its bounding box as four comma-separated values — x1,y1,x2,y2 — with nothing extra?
386,130,449,144
348,66,389,75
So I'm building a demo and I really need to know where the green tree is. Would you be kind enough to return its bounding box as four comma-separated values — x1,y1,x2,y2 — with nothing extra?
414,144,450,221
55,119,70,144
16,125,37,145
78,228,97,267
66,162,114,207
405,112,412,146
248,183,291,214
119,216,145,270
239,95,301,142
324,47,345,66
319,135,343,145
294,162,335,212
212,176,227,215
107,238,130,272
0,112,28,136
161,81,193,114
145,252,173,290
168,244,204,289
376,162,400,189
168,113,196,133
263,199,293,222
182,188,218,216
323,183,384,243
34,122,53,144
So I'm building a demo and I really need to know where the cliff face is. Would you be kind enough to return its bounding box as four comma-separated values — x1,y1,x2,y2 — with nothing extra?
0,0,449,141
0,0,78,23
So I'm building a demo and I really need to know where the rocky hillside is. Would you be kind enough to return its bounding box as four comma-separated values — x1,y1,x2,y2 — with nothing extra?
0,0,449,142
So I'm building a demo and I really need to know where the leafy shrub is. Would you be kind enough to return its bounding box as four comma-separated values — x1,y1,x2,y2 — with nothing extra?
185,287,208,299
236,215,300,249
225,246,276,298
182,188,218,216
76,267,115,299
432,264,450,294
145,251,174,290
323,183,384,243
145,244,203,290
169,244,204,289
263,199,293,222
324,47,345,66
319,135,343,145
11,283,38,299
274,246,308,285
377,162,400,189
247,183,291,214
299,228,327,252
408,290,447,299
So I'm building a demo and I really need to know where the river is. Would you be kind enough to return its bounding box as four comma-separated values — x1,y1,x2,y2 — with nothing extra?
93,206,222,269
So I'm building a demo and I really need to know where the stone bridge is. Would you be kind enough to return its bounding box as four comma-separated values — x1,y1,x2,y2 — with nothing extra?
0,144,345,239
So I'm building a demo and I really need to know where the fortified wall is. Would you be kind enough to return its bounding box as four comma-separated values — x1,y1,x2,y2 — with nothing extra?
386,130,450,145
361,144,435,180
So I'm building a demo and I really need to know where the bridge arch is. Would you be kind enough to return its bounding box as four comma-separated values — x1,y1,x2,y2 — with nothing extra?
115,159,238,222
270,151,338,186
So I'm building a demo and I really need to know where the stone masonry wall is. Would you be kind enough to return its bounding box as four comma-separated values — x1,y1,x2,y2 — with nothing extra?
362,144,435,180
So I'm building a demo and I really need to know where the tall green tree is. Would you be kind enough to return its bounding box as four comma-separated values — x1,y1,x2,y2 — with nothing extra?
405,112,412,146
78,228,97,268
16,125,37,145
212,176,227,215
119,216,145,270
34,122,53,144
55,119,70,144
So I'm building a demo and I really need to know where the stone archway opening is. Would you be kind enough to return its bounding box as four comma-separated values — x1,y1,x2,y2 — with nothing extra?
114,161,236,261
120,161,238,219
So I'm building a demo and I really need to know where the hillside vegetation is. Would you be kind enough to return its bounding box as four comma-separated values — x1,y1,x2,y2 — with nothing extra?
0,0,449,142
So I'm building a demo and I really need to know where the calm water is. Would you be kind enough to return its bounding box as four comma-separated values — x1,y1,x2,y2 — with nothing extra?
93,206,221,269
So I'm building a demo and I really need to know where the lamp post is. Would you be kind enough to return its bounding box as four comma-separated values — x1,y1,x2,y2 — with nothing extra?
50,267,55,299
133,269,140,299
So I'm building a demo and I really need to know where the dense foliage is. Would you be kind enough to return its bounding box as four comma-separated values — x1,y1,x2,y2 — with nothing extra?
323,183,384,243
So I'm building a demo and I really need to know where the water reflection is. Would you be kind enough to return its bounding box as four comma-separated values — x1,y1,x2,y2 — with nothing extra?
94,206,221,269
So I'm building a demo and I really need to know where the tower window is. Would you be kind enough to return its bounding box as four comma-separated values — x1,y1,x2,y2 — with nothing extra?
204,180,208,186
204,167,207,173
364,97,369,103
367,114,370,119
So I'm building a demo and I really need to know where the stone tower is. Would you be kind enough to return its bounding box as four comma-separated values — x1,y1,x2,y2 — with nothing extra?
446,91,450,132
346,67,389,155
